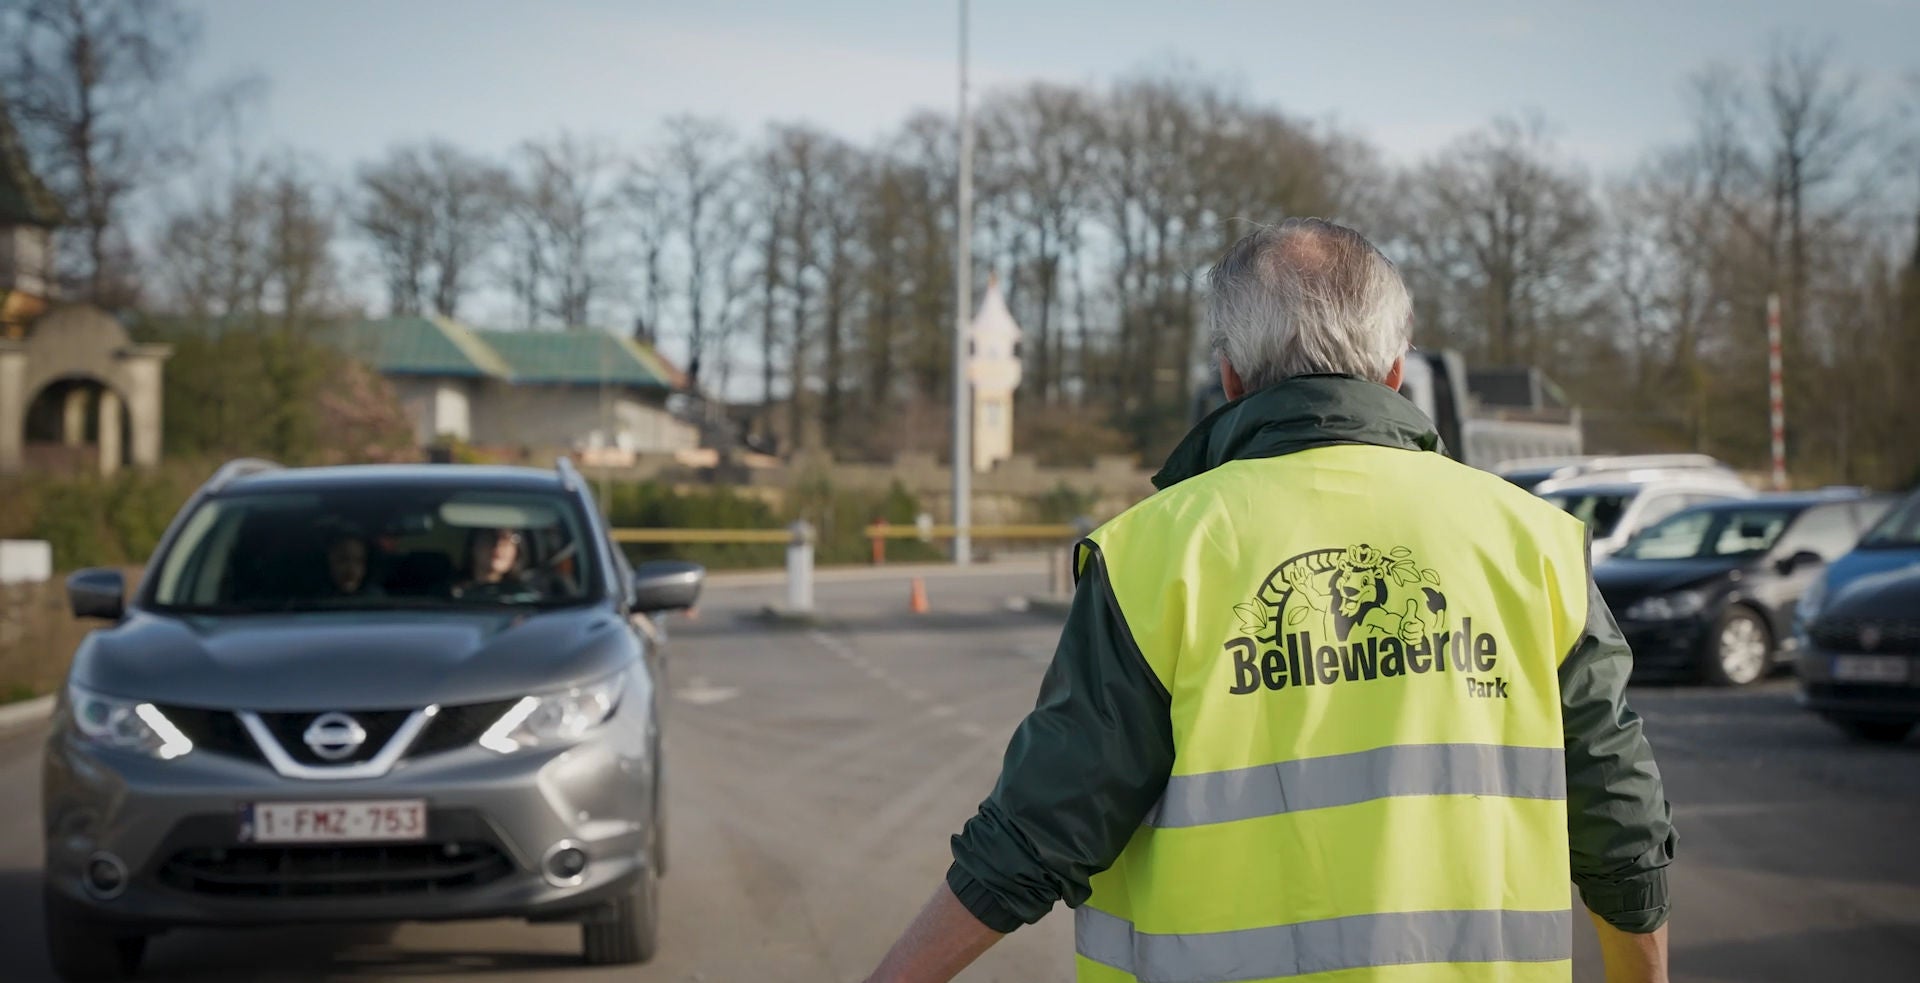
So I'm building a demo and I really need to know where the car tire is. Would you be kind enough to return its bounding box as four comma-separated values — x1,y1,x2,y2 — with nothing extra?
44,888,146,982
1703,606,1771,687
1834,719,1916,744
580,828,660,966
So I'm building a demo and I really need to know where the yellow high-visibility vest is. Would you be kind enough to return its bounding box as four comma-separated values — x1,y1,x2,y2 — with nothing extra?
1075,443,1591,983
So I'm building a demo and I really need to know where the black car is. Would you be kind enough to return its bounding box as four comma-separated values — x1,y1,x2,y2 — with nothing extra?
1593,492,1893,686
1796,489,1920,743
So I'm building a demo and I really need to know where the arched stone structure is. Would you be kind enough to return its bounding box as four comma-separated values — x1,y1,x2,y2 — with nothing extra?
0,303,170,475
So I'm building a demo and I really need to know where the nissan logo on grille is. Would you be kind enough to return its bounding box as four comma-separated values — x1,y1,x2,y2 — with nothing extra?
303,712,368,762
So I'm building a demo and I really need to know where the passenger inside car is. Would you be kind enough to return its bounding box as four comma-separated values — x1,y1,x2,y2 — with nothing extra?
322,531,383,597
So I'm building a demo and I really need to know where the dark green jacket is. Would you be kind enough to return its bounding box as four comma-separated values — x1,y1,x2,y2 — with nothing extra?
947,375,1677,934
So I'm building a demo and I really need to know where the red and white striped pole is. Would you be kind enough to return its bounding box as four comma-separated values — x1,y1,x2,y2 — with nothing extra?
1766,293,1787,491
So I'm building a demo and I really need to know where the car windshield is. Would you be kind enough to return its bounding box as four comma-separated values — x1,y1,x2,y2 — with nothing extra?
1616,507,1797,560
1859,493,1920,549
147,487,600,613
1540,490,1636,539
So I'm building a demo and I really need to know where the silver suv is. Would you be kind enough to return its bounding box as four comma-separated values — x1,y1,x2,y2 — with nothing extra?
42,459,701,980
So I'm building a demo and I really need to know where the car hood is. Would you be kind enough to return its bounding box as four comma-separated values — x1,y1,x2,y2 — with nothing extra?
1822,548,1920,601
70,606,635,711
1822,562,1920,620
1594,556,1742,605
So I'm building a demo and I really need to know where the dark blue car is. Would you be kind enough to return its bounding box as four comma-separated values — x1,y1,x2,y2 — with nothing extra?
1796,487,1920,742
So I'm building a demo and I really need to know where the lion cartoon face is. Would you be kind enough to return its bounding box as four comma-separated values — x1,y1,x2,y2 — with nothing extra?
1331,564,1387,619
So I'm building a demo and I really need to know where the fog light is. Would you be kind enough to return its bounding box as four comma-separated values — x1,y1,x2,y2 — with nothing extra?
543,842,588,885
84,852,127,899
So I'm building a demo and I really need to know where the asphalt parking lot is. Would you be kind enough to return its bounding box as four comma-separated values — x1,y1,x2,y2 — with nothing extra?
1,563,1915,981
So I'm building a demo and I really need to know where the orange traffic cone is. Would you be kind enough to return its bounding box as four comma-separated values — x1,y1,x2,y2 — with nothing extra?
909,577,929,614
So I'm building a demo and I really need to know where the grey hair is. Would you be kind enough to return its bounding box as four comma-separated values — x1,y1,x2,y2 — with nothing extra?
1206,218,1412,390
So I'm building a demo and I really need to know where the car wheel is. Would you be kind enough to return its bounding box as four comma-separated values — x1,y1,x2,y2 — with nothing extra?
1834,719,1916,744
44,888,146,981
1704,606,1771,687
580,826,660,966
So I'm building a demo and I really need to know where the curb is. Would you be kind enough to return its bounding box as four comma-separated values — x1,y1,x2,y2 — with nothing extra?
750,606,841,630
0,693,55,734
1021,596,1074,617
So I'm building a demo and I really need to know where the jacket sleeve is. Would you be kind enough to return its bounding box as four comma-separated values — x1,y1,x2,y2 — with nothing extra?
1561,572,1678,933
946,545,1176,932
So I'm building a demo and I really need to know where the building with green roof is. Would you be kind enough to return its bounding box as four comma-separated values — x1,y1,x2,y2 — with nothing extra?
319,316,692,454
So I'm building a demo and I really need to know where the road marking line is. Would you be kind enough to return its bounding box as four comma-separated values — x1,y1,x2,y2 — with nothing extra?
957,723,988,739
675,676,740,706
929,705,956,719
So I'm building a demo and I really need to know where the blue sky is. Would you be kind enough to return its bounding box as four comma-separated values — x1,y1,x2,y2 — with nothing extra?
182,0,1920,172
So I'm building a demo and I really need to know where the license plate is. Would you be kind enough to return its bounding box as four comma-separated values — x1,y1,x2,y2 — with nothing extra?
1833,656,1910,685
242,799,427,843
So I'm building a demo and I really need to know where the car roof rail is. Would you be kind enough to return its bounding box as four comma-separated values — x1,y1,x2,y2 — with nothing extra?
204,457,281,494
555,455,581,492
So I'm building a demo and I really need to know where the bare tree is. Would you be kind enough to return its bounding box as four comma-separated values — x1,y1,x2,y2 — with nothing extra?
155,154,340,323
1403,115,1602,367
644,116,751,387
507,133,618,328
1,0,203,305
355,141,508,319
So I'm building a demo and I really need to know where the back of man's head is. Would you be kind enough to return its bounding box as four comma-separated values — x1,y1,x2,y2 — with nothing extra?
1207,218,1412,391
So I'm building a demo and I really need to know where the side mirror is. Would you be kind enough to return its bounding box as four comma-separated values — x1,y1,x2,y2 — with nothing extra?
630,560,704,613
1775,550,1823,575
67,568,126,620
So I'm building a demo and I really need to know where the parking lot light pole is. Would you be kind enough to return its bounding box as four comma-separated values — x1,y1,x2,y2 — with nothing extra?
951,0,973,567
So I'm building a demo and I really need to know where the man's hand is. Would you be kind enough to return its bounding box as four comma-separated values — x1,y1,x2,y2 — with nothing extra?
863,882,1005,983
1590,911,1669,983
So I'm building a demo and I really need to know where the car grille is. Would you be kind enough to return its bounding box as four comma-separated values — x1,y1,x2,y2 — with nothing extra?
157,841,513,898
159,706,266,764
411,699,519,757
1809,617,1920,654
156,699,521,766
255,709,414,766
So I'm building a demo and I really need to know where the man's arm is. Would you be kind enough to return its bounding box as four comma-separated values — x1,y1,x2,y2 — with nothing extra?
1590,912,1669,983
1562,571,1677,980
865,544,1176,981
864,884,1003,983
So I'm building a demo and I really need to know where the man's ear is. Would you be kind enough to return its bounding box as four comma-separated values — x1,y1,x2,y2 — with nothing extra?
1220,358,1245,401
1383,355,1405,391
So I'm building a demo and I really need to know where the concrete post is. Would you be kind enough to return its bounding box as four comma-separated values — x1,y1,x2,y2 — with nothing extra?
62,386,88,446
96,388,122,476
0,343,26,474
786,520,815,613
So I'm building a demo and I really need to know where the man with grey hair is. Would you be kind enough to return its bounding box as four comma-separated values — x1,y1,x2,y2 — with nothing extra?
865,218,1674,983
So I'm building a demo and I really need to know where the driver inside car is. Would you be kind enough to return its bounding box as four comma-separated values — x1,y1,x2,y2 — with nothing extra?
453,527,534,597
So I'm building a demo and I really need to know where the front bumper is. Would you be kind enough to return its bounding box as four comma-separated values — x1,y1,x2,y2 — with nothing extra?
1796,647,1920,722
1618,619,1712,677
42,720,655,929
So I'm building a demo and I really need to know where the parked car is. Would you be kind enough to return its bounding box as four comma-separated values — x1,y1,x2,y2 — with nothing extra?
1795,487,1920,742
1536,470,1756,563
1594,491,1893,686
1500,453,1737,492
43,458,702,980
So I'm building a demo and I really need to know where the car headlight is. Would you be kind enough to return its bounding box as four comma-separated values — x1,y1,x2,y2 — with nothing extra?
67,684,194,760
478,674,625,754
1625,590,1710,622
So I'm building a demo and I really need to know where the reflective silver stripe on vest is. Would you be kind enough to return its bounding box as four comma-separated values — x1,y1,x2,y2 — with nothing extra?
1144,743,1565,829
1076,906,1573,983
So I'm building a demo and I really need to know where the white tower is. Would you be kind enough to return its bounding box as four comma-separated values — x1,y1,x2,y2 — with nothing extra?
966,274,1022,473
